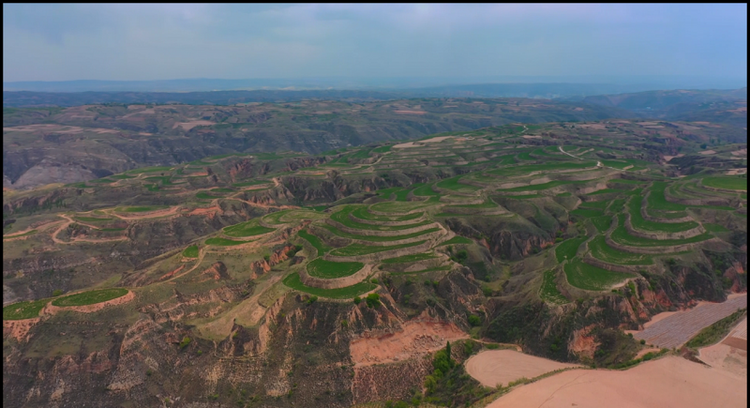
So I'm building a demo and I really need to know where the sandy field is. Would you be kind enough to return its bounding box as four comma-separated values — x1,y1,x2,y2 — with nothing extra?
699,150,717,155
522,135,542,139
698,317,747,379
172,120,215,131
633,294,747,349
393,136,455,149
349,318,467,366
465,350,579,388
393,110,427,115
731,148,747,157
726,168,747,175
488,356,747,408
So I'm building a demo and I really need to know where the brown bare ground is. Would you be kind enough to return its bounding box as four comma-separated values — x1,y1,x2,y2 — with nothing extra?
465,349,579,388
349,318,467,366
172,120,215,131
488,356,746,408
393,110,427,115
726,168,747,176
699,150,717,155
3,318,42,342
522,135,542,139
731,148,747,157
44,290,134,315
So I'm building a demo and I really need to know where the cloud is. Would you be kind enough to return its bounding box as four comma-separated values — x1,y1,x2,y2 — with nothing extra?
2,4,746,83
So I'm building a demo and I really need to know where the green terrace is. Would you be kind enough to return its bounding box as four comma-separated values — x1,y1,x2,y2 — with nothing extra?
182,245,200,258
351,207,424,222
283,273,376,299
330,240,427,257
497,179,590,193
610,214,712,247
540,270,568,304
319,224,440,242
435,177,481,192
564,259,636,291
701,176,747,191
380,253,438,264
555,237,587,263
205,237,248,246
51,288,129,307
588,235,652,265
306,258,364,279
437,236,473,246
223,221,275,237
628,195,698,232
298,229,330,256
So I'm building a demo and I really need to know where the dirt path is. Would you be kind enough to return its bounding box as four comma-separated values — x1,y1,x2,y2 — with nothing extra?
487,356,746,408
108,206,181,220
50,215,127,244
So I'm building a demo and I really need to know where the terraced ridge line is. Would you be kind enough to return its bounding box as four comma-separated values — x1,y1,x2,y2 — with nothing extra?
634,295,747,349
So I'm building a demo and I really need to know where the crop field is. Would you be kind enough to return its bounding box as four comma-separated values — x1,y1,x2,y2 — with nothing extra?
298,229,330,256
3,298,49,320
320,224,440,242
331,206,432,231
628,196,698,232
438,236,473,246
555,237,587,263
51,288,129,307
380,253,437,264
205,237,247,246
702,176,747,191
610,214,712,247
306,258,364,279
282,273,376,299
564,259,635,291
223,221,275,237
330,240,426,256
182,245,199,258
435,177,481,192
117,206,163,213
351,207,424,222
588,236,652,265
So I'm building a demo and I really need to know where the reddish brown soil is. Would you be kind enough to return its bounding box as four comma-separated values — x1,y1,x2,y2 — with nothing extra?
465,350,579,388
3,318,41,342
349,319,467,366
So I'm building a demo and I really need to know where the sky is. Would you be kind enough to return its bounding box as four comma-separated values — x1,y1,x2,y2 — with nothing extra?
3,3,747,84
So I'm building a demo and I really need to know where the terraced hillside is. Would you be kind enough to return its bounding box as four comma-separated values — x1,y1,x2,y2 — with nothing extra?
3,118,747,408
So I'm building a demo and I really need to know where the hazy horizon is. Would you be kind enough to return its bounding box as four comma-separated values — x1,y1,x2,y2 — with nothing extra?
3,4,747,86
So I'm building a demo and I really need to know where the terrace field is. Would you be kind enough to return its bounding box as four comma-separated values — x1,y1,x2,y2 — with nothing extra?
3,113,746,408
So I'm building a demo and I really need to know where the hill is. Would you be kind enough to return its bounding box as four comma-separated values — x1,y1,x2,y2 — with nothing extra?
3,98,639,189
3,117,746,407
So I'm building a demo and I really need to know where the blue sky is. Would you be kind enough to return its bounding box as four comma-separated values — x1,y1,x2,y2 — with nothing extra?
3,4,747,83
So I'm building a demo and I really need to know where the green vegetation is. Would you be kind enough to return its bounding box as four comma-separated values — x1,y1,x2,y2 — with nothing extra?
232,179,271,187
3,229,37,239
381,253,437,264
610,214,712,247
3,298,49,320
703,223,730,233
331,206,431,231
555,237,587,263
435,177,480,192
298,229,330,256
628,195,698,232
196,192,221,200
117,206,162,213
540,270,568,304
320,224,439,242
182,245,199,258
686,309,747,348
306,258,364,279
351,207,423,222
223,221,275,237
205,237,247,246
51,288,129,307
702,176,747,191
283,273,376,299
438,236,473,246
591,215,613,233
588,236,652,265
74,216,113,222
330,240,426,257
564,259,635,291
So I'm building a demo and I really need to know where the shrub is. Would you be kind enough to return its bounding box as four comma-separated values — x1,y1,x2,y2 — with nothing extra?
468,315,481,326
341,320,348,328
640,339,646,345
365,293,381,308
52,289,64,297
307,295,318,305
353,296,362,305
371,278,378,284
179,336,192,349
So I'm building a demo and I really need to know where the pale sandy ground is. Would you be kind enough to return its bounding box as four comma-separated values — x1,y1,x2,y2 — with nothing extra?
726,168,747,175
393,136,455,149
393,110,427,115
731,148,747,157
172,120,215,131
663,154,684,162
698,317,747,379
522,135,542,139
699,150,717,155
464,350,579,388
487,356,747,408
